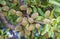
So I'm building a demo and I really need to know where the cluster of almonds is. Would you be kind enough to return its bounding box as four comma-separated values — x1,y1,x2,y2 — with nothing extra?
1,5,51,38
0,0,52,38
15,5,52,38
15,5,41,38
0,1,40,38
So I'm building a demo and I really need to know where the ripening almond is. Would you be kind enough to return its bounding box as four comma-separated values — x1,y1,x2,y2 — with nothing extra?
45,10,50,18
31,13,39,19
27,7,32,15
16,11,23,17
5,35,9,39
35,23,40,29
21,18,28,26
20,5,27,10
25,30,30,38
1,1,6,6
14,0,18,3
28,18,34,23
28,24,35,31
16,17,23,23
32,33,34,39
23,17,28,21
9,9,16,15
19,31,24,37
2,12,6,16
44,33,49,39
2,6,9,11
15,26,22,32
43,18,51,24
55,32,58,36
0,36,3,39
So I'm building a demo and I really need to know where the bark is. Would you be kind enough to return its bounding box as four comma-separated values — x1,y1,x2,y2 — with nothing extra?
0,13,15,30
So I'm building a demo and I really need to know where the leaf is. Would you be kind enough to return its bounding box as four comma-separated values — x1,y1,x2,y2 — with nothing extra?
36,16,44,21
32,0,37,5
35,37,38,39
41,0,48,6
52,19,58,30
40,36,46,39
0,0,3,4
57,16,60,23
36,0,40,3
37,8,44,16
41,24,50,35
5,0,11,7
0,36,3,39
24,0,28,4
31,5,37,13
0,7,2,11
57,33,60,39
54,7,60,13
49,10,54,19
49,0,60,6
48,27,54,37
38,29,41,35
10,3,17,8
58,26,60,32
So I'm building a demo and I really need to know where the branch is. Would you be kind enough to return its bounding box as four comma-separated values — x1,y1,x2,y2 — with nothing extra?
0,13,15,30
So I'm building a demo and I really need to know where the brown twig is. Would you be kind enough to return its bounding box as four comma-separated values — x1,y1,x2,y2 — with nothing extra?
0,13,15,30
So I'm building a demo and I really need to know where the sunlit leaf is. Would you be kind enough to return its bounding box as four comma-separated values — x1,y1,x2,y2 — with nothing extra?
49,10,54,19
37,8,44,16
36,16,44,21
41,24,50,35
57,16,60,23
31,5,37,13
49,0,60,6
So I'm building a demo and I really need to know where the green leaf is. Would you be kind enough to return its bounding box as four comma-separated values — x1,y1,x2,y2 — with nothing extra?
10,3,17,8
37,8,44,16
51,19,57,26
58,26,60,32
57,33,60,39
38,29,41,34
41,0,48,6
5,0,11,7
24,0,29,5
36,16,44,21
36,0,40,3
48,27,54,37
57,16,60,23
54,7,60,13
41,24,50,35
31,5,37,13
49,0,60,6
40,36,46,39
49,10,54,19
0,0,3,4
35,37,38,39
54,6,60,17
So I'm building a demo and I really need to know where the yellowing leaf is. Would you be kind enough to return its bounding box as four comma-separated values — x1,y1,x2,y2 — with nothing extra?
49,10,54,19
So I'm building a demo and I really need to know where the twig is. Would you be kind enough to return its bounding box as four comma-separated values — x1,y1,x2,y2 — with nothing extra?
0,13,15,30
